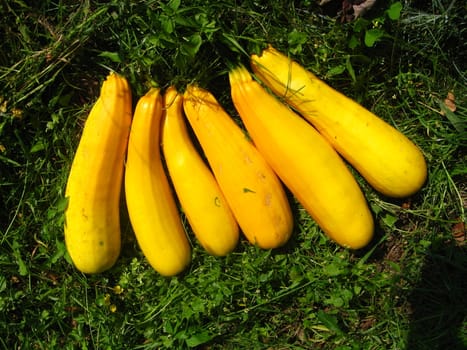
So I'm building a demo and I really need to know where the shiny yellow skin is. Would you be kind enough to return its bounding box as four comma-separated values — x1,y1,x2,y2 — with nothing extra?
229,66,374,249
183,85,293,249
125,88,191,276
64,73,132,274
251,45,427,198
161,86,239,256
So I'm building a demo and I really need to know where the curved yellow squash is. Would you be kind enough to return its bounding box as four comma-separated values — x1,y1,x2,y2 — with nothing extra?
229,66,374,249
251,45,427,198
183,85,293,249
64,73,132,274
125,88,191,276
161,86,239,256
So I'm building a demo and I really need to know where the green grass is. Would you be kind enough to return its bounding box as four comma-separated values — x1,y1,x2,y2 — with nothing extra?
1,0,466,349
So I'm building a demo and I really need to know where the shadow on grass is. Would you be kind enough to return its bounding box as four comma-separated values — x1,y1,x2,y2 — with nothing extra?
407,240,467,350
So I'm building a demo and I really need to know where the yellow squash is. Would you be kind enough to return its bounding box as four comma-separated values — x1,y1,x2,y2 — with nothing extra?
125,88,191,276
229,66,374,249
161,86,239,256
251,45,427,198
64,73,132,274
183,84,293,249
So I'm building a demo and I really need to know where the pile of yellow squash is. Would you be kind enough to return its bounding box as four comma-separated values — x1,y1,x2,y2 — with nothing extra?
64,45,427,275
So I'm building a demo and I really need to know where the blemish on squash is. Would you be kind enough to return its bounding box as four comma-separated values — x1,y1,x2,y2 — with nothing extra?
99,240,104,246
214,196,221,207
244,155,253,164
265,193,272,206
257,171,267,182
243,187,256,194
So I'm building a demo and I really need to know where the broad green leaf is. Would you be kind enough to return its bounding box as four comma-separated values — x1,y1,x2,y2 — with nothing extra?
15,252,28,276
370,202,383,215
160,15,175,34
364,28,384,47
12,240,28,276
186,331,213,347
345,55,356,83
288,29,307,45
387,2,403,20
163,320,174,333
327,295,344,307
288,29,307,54
352,18,369,33
440,102,465,133
30,141,45,153
50,239,67,264
56,196,69,213
146,34,160,46
327,65,346,77
323,262,344,276
98,51,122,63
181,34,202,58
348,35,360,49
317,310,344,335
382,213,398,227
168,0,181,11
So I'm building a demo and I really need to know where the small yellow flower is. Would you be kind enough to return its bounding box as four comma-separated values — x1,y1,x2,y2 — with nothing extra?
113,285,123,294
0,100,7,113
11,108,23,119
104,293,111,306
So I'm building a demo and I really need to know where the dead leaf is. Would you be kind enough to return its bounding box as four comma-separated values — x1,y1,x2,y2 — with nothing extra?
353,0,377,19
359,316,377,331
439,91,465,132
452,218,465,246
442,91,456,114
401,200,412,210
